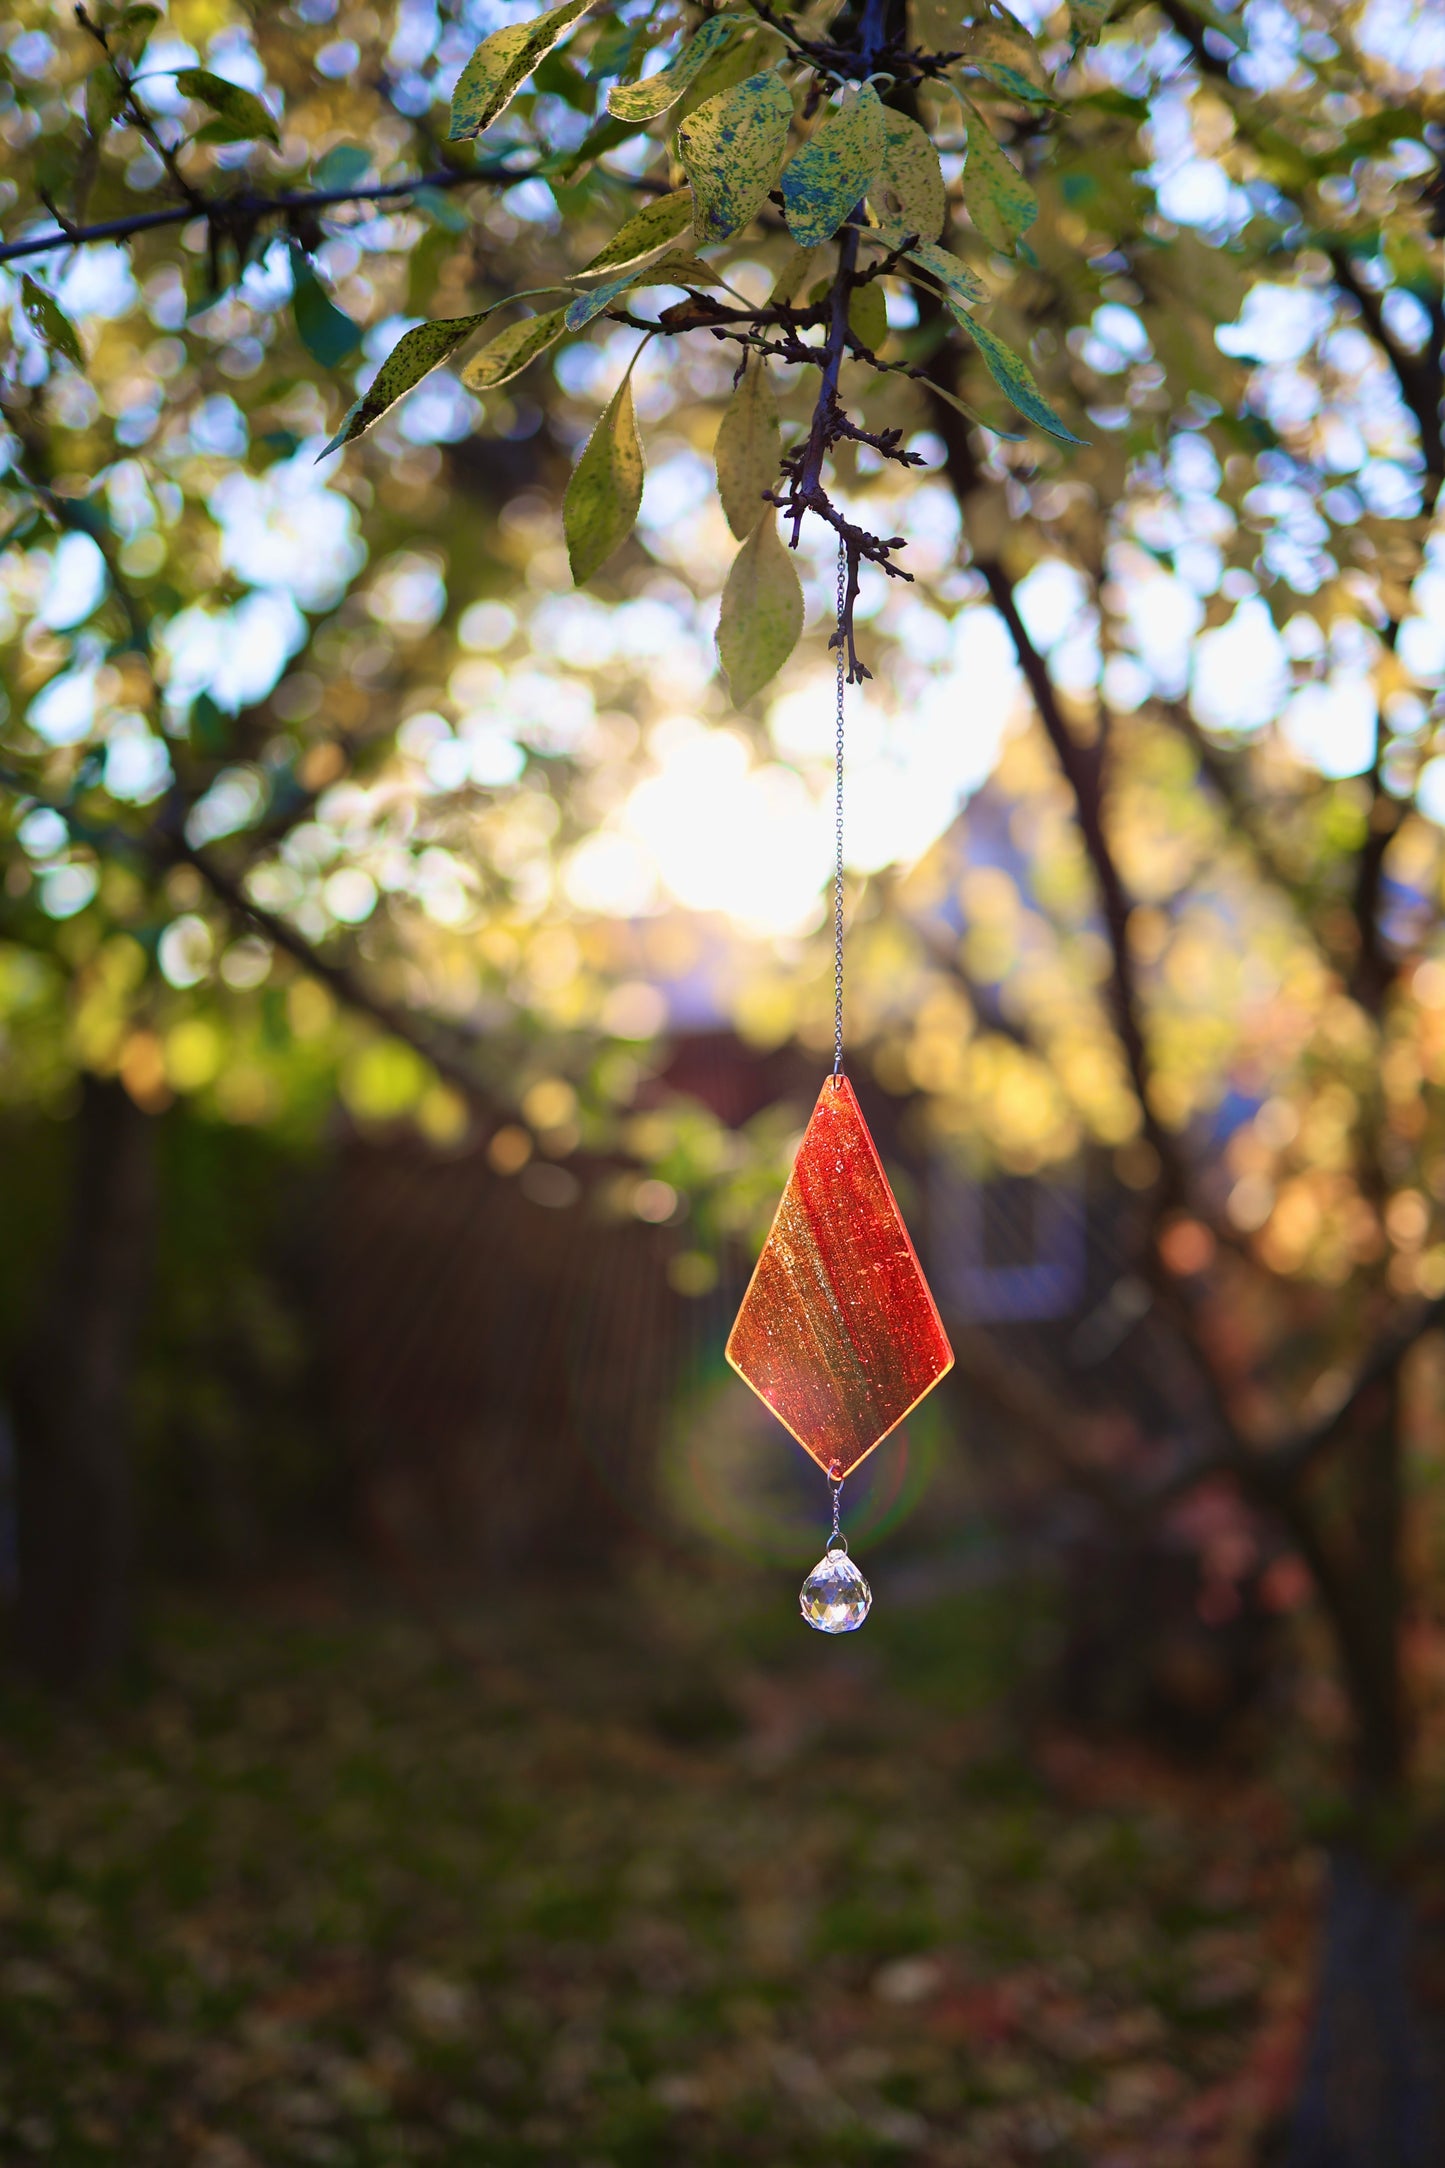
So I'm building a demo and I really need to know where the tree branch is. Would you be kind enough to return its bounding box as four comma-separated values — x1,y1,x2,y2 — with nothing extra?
0,766,502,1122
0,158,664,268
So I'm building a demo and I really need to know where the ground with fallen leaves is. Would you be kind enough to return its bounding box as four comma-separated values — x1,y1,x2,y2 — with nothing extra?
0,1569,1316,2166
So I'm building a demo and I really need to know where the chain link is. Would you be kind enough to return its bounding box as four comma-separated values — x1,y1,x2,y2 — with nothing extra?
828,1467,845,1553
833,539,846,1079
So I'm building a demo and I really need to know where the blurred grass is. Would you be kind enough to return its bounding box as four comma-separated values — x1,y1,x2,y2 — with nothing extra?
0,1569,1308,2165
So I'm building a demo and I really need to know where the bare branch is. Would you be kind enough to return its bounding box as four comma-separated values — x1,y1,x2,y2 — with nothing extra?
0,159,666,269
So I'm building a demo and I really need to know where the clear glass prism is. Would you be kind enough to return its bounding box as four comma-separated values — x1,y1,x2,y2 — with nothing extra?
800,1546,872,1634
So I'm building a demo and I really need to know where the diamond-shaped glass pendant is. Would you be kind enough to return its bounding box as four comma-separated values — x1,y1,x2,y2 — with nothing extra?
726,1076,954,1477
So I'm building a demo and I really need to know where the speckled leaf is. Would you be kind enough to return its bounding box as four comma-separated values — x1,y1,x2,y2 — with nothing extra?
175,67,279,145
20,276,82,367
319,308,504,456
867,221,987,307
949,305,1083,443
675,28,785,124
607,16,742,120
717,513,802,704
870,107,946,243
677,71,794,245
564,374,645,584
961,99,1037,251
449,0,598,141
715,356,780,539
781,82,886,248
579,190,693,277
564,252,717,330
461,306,568,390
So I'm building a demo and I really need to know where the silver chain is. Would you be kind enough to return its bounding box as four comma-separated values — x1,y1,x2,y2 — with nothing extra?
833,539,846,1079
828,1468,845,1552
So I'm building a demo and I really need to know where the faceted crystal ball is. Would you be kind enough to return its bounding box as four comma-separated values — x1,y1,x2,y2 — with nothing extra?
800,1545,872,1634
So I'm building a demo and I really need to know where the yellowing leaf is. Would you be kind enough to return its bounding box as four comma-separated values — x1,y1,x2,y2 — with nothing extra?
715,356,781,539
677,70,794,245
848,278,888,353
961,100,1037,250
578,190,693,276
909,0,965,46
564,374,645,583
870,107,946,243
449,0,598,141
717,514,803,704
175,67,279,145
319,308,505,455
607,16,742,121
564,252,718,330
20,276,82,367
949,305,1083,443
461,306,568,390
781,82,887,248
770,242,818,303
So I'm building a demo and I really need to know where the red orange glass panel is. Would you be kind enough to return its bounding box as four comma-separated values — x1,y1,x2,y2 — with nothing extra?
726,1075,954,1475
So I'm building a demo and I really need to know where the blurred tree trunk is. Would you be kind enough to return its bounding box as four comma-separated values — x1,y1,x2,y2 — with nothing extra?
1289,1848,1445,2168
1287,1378,1445,2165
10,1076,155,1689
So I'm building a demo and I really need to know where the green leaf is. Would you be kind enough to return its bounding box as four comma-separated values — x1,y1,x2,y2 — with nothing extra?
112,5,161,62
848,278,888,354
412,185,471,233
564,252,718,331
949,306,1083,443
313,143,372,190
578,189,694,277
607,16,743,121
461,306,570,390
926,377,1026,440
677,71,794,246
960,99,1036,251
564,372,645,583
175,67,280,146
716,513,802,705
1174,0,1249,50
20,276,82,368
962,23,1054,103
290,250,363,368
448,0,598,141
780,82,887,249
870,107,946,244
1066,0,1119,45
866,221,988,307
319,308,507,457
85,67,125,137
715,356,780,539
